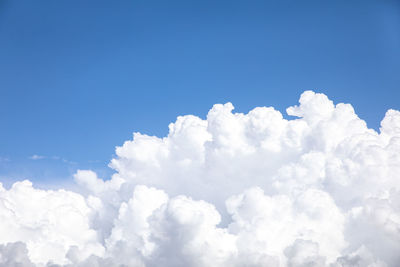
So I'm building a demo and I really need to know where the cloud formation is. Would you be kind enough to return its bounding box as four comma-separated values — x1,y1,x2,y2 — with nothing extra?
1,91,399,266
29,155,45,160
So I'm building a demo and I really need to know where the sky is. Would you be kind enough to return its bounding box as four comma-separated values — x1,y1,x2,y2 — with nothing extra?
0,0,399,186
1,1,400,266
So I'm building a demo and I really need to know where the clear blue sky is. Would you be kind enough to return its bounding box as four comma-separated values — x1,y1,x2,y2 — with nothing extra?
0,0,399,186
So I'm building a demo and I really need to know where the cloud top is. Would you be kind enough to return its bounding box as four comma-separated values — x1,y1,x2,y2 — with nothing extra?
1,91,400,266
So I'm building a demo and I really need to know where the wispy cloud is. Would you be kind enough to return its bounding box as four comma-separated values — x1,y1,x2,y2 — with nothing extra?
28,155,76,164
61,158,77,164
29,155,45,160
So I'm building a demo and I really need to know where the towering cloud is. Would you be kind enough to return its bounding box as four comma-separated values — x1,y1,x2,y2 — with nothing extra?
1,91,399,266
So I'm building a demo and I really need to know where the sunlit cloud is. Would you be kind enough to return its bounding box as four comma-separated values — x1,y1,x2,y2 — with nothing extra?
1,91,399,266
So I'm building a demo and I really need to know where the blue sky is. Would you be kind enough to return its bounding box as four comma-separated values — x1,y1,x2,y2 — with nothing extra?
0,0,399,186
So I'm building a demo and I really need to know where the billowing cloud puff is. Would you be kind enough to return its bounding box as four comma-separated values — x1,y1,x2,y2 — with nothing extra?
1,91,399,266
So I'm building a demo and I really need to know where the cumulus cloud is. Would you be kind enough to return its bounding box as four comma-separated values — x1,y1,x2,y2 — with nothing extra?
1,91,400,266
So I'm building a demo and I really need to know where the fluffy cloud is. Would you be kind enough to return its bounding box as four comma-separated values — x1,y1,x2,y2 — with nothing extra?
0,181,104,265
1,91,399,266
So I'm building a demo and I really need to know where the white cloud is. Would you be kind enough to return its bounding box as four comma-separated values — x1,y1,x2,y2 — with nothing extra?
28,155,77,165
1,91,400,266
29,155,45,160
